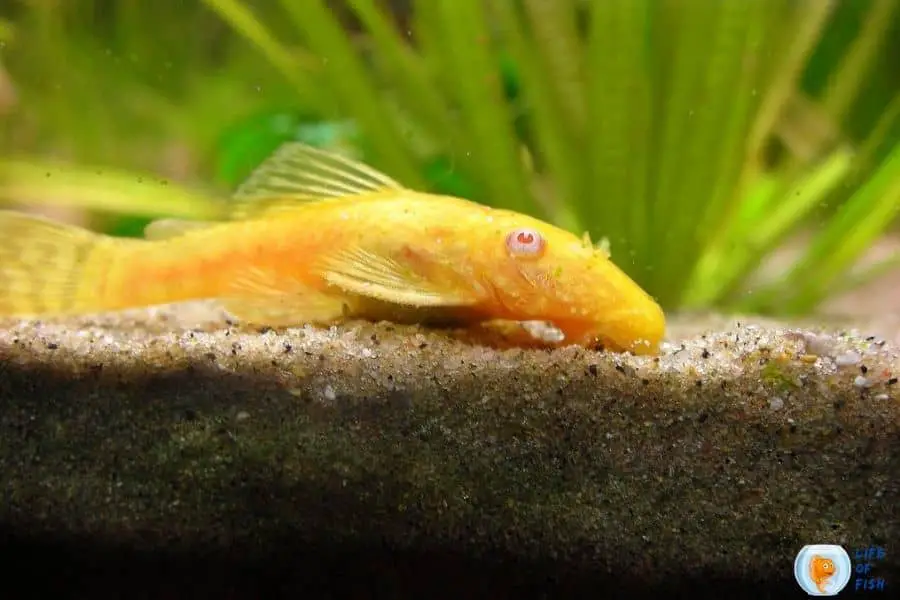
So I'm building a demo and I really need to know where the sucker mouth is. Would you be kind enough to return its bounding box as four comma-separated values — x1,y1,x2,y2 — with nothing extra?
518,320,566,343
590,339,607,352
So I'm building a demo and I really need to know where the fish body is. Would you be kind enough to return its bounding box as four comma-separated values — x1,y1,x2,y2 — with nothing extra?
809,555,836,593
0,143,665,354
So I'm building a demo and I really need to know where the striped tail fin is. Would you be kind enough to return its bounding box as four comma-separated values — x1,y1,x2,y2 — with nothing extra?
0,210,142,317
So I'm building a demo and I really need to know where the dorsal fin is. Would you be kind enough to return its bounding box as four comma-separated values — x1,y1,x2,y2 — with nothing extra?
229,142,406,220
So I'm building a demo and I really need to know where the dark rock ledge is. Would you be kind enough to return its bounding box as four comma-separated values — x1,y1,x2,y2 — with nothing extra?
0,306,898,599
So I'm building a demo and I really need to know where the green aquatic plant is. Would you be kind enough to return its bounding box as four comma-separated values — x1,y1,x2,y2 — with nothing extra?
0,0,897,317
201,0,900,314
0,159,223,219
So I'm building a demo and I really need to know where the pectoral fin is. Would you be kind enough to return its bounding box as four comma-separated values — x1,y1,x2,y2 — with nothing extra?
318,247,477,308
222,266,348,327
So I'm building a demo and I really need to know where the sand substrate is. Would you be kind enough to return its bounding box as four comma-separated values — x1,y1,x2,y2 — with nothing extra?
0,303,898,599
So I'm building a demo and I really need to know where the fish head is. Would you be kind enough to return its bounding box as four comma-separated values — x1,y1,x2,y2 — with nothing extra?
471,210,665,355
817,558,836,576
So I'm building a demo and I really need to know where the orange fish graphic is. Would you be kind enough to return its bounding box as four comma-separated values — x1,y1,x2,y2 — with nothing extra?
809,554,836,593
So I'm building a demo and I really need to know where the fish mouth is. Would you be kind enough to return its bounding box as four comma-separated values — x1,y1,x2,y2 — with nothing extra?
573,302,666,355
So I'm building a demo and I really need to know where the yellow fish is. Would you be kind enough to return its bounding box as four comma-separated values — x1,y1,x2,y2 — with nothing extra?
0,143,665,354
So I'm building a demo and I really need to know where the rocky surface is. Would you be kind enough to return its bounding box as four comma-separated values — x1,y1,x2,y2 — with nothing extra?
1,304,898,599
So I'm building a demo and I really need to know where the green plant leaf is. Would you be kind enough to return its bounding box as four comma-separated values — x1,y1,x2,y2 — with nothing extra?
275,0,426,188
746,141,900,314
584,0,653,272
199,0,326,110
414,0,537,215
0,159,226,220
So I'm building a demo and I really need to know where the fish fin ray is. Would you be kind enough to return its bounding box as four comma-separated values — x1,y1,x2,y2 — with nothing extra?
0,210,133,316
223,266,348,326
221,294,348,327
230,142,405,219
318,247,477,307
143,218,216,240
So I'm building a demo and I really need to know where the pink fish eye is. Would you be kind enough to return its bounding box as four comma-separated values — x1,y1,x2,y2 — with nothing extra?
506,228,545,257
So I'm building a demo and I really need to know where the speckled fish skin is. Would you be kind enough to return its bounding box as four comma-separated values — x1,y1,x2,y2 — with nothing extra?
0,143,665,355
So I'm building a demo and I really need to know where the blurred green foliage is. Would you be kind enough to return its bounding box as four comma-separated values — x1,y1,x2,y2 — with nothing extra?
0,0,897,316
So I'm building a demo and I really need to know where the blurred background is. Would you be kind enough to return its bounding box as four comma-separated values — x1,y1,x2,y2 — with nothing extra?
0,0,897,319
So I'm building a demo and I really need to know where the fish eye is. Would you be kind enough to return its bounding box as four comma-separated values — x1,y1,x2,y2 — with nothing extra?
506,227,545,258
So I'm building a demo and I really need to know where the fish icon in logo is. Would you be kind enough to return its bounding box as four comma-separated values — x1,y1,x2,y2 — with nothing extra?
794,545,852,596
810,555,836,593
